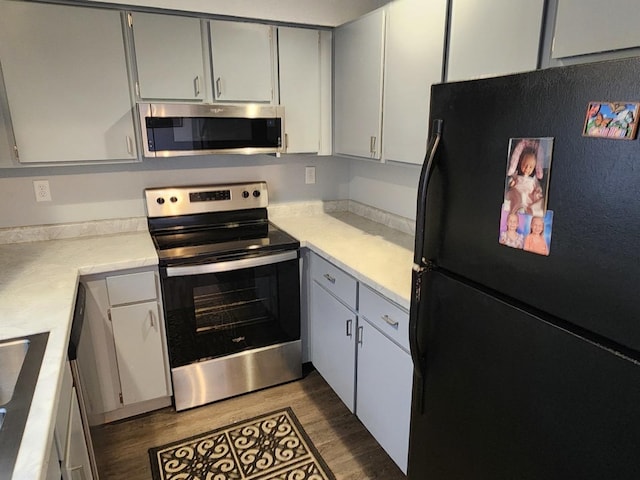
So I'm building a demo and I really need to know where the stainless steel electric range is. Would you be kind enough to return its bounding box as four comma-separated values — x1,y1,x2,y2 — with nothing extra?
145,182,301,411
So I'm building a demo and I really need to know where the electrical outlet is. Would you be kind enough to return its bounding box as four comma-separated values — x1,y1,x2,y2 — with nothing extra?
305,166,316,185
33,180,52,202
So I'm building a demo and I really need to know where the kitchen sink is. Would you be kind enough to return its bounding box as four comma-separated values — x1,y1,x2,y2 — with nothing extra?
0,332,49,477
0,338,31,406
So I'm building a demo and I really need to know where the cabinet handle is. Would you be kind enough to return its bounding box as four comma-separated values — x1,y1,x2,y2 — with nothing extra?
149,309,155,327
357,325,363,345
323,273,336,284
216,77,222,97
370,136,377,155
381,314,399,328
284,133,289,149
346,318,352,337
125,135,133,155
194,75,201,97
68,464,86,480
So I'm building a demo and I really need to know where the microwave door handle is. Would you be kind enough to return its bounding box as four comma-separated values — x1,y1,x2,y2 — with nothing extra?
165,250,298,277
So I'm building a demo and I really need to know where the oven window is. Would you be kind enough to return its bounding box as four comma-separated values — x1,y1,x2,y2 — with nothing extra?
193,275,275,333
162,258,300,368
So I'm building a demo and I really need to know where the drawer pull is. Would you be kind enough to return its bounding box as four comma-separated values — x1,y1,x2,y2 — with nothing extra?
382,314,399,328
149,309,155,327
346,318,352,337
323,273,336,284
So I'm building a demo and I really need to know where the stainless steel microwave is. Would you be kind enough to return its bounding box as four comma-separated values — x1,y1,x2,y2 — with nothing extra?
138,103,285,157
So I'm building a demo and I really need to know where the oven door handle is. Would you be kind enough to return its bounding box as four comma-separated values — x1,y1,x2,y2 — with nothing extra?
165,250,299,277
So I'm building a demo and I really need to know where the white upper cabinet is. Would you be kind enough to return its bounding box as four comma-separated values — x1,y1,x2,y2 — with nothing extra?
0,1,136,163
382,0,447,165
209,20,275,103
0,87,12,166
130,12,205,101
446,0,545,82
334,8,386,159
552,0,640,59
278,27,320,153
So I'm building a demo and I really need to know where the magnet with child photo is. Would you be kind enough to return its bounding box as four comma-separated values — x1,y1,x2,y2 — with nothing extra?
503,137,553,217
498,209,553,256
499,137,554,256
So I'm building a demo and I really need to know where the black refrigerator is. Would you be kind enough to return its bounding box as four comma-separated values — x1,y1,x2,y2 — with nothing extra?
407,57,640,479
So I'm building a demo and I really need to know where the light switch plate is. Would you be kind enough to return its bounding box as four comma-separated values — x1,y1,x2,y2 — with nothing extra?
305,166,316,185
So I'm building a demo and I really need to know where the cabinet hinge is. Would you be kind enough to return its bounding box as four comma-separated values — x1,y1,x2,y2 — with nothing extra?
127,12,133,28
119,392,123,404
13,145,19,161
107,309,112,321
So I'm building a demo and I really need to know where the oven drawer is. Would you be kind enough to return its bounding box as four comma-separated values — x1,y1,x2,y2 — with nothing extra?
106,271,157,306
359,283,409,352
310,253,357,309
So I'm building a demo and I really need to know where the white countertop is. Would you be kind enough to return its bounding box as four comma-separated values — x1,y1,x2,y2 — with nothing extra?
0,232,157,480
1,210,413,479
272,211,414,309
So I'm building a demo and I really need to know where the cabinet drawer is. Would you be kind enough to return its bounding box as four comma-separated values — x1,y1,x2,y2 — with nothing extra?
310,253,357,309
106,271,157,306
359,284,409,351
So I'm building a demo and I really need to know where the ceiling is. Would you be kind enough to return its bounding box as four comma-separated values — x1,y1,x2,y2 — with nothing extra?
82,0,392,27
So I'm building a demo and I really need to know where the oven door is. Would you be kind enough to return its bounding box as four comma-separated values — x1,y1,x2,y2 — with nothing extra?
160,250,300,369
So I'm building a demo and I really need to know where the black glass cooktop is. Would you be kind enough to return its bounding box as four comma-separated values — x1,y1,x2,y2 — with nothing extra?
151,220,299,266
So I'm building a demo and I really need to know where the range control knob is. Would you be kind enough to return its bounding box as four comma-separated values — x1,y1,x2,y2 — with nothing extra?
252,190,261,198
170,196,178,203
156,197,165,205
242,190,250,199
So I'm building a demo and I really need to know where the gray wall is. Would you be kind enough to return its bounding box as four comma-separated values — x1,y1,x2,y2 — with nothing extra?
0,154,420,228
0,154,351,227
348,159,420,220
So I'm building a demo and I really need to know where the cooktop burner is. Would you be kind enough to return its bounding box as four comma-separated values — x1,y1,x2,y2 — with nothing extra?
145,182,299,266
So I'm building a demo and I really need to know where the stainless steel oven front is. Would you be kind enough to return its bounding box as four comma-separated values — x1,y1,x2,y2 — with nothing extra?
160,250,301,411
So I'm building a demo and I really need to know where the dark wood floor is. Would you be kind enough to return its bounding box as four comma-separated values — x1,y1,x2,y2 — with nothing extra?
91,368,407,480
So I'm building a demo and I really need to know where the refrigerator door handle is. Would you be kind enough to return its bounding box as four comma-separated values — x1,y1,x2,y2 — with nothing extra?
413,118,443,266
409,119,442,414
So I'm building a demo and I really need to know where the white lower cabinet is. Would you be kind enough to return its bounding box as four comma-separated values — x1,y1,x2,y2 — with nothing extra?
356,319,413,473
51,361,93,480
310,282,357,412
62,387,94,480
81,267,171,425
308,251,412,472
110,301,167,405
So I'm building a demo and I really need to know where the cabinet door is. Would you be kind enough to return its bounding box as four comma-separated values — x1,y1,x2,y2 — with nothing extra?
552,0,640,59
334,8,385,159
131,12,205,101
110,301,168,405
0,1,136,163
446,0,545,82
356,320,413,473
0,74,14,167
62,387,94,480
278,27,320,153
209,20,274,102
382,0,446,165
310,282,356,412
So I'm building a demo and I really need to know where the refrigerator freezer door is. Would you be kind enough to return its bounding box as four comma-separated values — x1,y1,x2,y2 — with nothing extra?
424,57,640,353
408,270,640,480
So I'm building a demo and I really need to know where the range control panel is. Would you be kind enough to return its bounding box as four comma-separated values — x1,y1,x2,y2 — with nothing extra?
145,182,268,218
